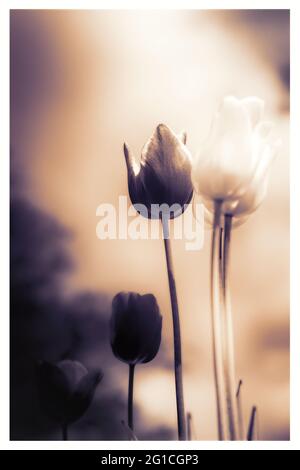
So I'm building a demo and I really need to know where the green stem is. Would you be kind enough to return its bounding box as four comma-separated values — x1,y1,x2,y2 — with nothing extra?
62,423,68,441
210,201,225,440
128,364,135,431
221,214,238,440
161,217,187,441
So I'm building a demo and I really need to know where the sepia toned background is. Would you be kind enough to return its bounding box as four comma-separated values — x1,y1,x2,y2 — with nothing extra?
10,9,289,440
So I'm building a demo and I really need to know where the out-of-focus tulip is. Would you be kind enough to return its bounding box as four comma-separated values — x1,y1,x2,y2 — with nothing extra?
110,292,162,365
192,98,280,441
36,360,102,426
192,96,279,210
124,124,193,219
223,133,280,220
200,158,272,225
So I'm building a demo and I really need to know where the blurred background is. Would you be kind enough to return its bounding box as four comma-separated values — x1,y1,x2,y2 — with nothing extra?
10,9,289,440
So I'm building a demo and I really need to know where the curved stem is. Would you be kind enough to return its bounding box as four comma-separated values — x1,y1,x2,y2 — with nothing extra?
62,424,68,441
128,364,135,431
161,217,187,441
220,214,238,440
210,201,225,440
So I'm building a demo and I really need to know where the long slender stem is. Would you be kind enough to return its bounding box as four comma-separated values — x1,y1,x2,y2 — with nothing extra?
161,216,187,441
220,214,238,440
210,201,225,440
128,364,135,431
62,424,68,441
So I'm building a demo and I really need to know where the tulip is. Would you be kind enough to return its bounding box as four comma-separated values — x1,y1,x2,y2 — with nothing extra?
222,126,279,219
192,96,279,440
193,97,266,200
110,292,162,365
110,292,162,432
124,123,193,219
123,124,192,440
36,360,102,440
192,96,280,217
200,171,269,228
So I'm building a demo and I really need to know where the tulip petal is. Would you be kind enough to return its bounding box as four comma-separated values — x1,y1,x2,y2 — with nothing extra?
124,124,193,218
192,95,278,222
36,361,71,424
217,96,252,134
139,124,193,212
141,124,189,168
133,294,162,364
110,292,143,364
123,142,140,176
67,370,103,424
57,360,88,395
241,97,264,127
192,96,268,202
255,121,274,139
195,97,253,198
110,292,162,365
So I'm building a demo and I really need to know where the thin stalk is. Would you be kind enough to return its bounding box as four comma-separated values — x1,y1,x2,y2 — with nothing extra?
210,200,225,440
255,407,260,440
161,216,187,441
220,213,238,440
187,412,192,441
247,406,257,441
236,379,244,440
128,364,135,431
62,424,68,441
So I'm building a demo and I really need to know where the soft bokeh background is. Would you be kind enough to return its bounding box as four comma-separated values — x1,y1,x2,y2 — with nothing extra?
10,9,289,440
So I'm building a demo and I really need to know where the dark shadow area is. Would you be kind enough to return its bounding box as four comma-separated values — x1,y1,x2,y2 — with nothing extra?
10,9,173,440
10,194,173,440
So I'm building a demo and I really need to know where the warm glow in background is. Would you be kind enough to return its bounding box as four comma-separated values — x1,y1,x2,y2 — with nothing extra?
11,10,289,440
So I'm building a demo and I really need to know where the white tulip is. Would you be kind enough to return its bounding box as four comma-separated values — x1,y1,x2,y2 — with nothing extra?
192,96,280,219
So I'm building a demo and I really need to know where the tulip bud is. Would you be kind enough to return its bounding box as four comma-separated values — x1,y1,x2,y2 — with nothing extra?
36,360,102,425
124,124,193,219
192,96,280,223
110,292,162,365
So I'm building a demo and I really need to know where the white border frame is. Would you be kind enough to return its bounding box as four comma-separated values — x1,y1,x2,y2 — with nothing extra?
1,0,298,450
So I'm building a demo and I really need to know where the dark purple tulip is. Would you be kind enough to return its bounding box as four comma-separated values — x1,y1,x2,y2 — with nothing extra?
124,124,193,219
110,292,162,365
36,360,102,426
